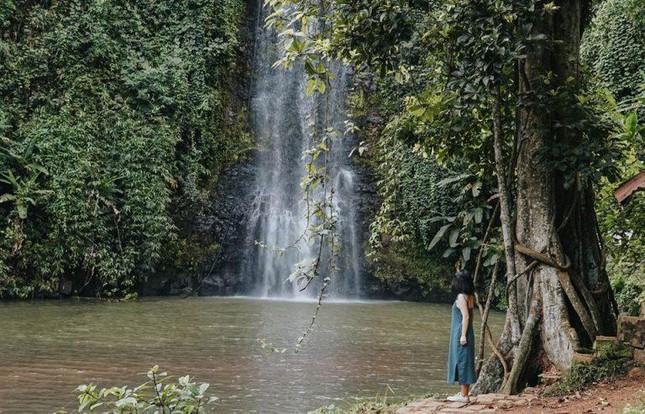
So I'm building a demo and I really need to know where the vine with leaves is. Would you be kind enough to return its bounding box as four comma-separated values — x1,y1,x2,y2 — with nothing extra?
260,0,345,351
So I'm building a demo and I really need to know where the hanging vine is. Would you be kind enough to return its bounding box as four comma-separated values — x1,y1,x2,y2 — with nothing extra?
259,0,343,351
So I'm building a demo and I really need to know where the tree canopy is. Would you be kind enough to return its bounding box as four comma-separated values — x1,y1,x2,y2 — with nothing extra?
267,0,643,393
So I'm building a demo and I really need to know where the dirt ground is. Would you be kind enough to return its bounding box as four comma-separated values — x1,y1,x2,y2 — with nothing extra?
397,375,645,414
509,377,645,414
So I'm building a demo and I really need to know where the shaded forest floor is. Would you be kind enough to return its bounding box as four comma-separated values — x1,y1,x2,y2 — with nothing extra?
395,374,644,414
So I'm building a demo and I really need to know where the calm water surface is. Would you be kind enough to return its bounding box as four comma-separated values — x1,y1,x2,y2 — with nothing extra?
0,297,503,413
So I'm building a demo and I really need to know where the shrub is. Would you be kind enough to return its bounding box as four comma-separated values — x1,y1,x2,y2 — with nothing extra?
544,355,633,397
60,366,217,414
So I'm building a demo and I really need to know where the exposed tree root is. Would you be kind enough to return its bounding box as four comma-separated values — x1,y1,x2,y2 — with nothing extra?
492,89,521,345
473,324,513,395
514,241,570,270
501,289,542,394
514,238,597,342
473,203,500,375
556,268,597,341
485,321,510,382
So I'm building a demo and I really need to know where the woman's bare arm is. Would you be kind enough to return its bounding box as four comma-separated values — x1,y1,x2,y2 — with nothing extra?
456,294,469,345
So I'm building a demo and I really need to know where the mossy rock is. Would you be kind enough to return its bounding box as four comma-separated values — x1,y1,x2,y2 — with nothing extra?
593,336,633,359
618,314,645,349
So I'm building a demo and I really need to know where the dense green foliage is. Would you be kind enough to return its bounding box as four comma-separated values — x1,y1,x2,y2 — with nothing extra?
336,4,503,299
581,0,644,102
361,0,643,309
268,0,643,312
336,0,516,301
1,0,642,312
581,1,645,314
594,95,644,315
0,0,250,298
349,80,454,296
351,79,499,298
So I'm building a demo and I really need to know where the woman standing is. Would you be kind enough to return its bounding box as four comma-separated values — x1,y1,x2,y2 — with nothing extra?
446,270,476,403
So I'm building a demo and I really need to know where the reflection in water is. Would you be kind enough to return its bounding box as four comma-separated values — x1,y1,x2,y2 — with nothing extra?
0,298,503,413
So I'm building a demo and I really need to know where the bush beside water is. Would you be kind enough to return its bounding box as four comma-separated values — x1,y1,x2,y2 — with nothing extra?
56,366,217,414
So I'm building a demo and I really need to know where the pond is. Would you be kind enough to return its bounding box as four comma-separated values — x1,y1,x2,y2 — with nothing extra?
0,297,504,413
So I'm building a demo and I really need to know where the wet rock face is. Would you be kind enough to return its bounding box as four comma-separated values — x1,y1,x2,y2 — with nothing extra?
193,0,383,299
196,154,259,296
349,158,383,296
196,150,384,298
144,0,391,299
139,157,259,297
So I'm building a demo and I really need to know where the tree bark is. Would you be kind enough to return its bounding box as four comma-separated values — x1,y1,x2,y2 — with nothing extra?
475,261,499,375
492,89,522,346
474,0,617,394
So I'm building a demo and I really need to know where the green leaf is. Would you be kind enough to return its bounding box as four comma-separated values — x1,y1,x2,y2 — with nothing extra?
16,201,27,219
624,112,637,137
472,181,482,197
436,173,471,187
409,104,428,118
304,60,316,76
429,215,455,223
305,78,317,96
484,253,498,267
442,248,454,258
462,246,471,262
317,79,326,94
0,193,16,203
428,224,451,250
448,229,459,247
474,207,483,224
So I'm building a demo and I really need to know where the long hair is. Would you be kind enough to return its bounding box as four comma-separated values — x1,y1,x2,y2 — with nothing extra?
451,270,474,297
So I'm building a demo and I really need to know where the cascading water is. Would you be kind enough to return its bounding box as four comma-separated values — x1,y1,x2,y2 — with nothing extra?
243,1,362,299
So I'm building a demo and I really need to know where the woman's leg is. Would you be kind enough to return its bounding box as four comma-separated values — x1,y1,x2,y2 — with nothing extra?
460,384,470,398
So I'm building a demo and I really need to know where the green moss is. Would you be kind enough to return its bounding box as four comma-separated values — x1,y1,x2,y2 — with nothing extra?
544,356,634,397
581,0,645,101
594,337,634,360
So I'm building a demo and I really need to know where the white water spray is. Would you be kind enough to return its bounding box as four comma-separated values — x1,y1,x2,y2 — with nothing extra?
243,1,362,299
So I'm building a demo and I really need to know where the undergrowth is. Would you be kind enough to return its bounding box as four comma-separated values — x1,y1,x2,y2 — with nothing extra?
543,355,634,397
309,392,443,414
309,400,403,414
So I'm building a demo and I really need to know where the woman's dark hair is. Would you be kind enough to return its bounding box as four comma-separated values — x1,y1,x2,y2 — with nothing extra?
451,270,474,296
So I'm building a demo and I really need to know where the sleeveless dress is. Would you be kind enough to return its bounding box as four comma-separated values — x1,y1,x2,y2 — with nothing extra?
447,298,476,385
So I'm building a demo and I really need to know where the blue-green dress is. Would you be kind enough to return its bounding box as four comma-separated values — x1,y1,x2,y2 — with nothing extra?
447,298,476,385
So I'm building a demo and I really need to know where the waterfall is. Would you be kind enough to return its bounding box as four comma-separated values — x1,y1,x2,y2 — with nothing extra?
242,1,362,299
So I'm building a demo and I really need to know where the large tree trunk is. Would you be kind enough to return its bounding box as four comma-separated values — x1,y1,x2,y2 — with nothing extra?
474,0,617,394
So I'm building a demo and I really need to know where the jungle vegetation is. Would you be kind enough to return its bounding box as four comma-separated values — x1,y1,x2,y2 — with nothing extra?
0,0,251,298
267,0,643,394
357,0,644,314
1,0,643,398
